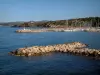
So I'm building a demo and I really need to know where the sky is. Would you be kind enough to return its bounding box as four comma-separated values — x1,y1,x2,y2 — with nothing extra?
0,0,100,22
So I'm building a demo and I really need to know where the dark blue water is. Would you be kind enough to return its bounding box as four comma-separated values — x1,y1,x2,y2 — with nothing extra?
0,26,100,75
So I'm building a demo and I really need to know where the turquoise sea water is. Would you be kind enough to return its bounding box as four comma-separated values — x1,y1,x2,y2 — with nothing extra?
0,26,100,75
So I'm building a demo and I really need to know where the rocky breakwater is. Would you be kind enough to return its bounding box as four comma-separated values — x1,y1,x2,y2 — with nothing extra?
16,29,48,33
84,28,100,32
9,42,100,58
16,28,65,33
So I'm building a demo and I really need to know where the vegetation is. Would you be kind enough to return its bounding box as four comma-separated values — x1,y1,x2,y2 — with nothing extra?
0,22,24,26
1,17,100,27
21,17,100,28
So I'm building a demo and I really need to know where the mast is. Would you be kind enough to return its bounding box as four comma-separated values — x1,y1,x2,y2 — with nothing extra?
91,19,92,28
75,19,77,27
80,21,81,28
98,17,99,27
66,20,69,28
67,20,69,26
24,23,26,30
24,27,25,30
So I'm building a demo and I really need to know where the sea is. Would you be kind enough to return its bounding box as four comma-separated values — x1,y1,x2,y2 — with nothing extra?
0,26,100,75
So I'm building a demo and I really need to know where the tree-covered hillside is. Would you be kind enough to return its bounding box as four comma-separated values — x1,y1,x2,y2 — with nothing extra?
1,17,100,28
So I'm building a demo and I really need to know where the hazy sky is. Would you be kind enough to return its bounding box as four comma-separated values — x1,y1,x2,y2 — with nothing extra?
0,0,100,22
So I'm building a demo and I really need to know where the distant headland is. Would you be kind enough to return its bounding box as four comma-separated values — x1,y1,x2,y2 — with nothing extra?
0,17,100,28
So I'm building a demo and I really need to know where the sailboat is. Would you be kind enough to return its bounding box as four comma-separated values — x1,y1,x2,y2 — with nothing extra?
23,27,26,30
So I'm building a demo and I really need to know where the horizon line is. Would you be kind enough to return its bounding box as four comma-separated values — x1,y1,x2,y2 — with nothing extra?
0,16,100,23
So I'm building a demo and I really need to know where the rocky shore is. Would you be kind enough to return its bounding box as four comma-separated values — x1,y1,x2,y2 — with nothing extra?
9,42,100,58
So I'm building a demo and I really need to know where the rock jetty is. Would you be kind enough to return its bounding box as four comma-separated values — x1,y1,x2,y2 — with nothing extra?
84,28,100,32
16,28,100,33
15,28,84,33
9,42,100,58
16,29,47,33
16,28,65,33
